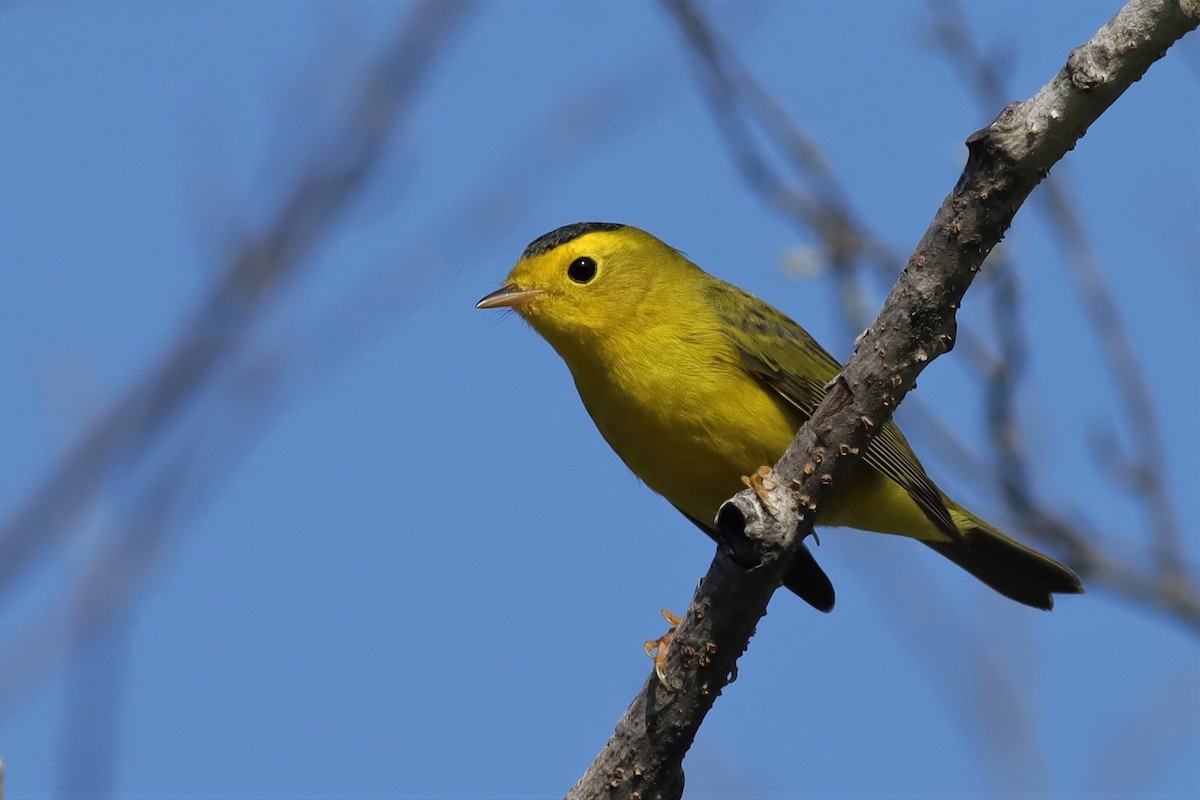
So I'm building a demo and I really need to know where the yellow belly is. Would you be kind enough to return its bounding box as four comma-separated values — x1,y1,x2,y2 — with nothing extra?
573,354,943,541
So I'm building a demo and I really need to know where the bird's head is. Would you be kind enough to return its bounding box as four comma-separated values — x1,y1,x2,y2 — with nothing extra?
476,222,694,356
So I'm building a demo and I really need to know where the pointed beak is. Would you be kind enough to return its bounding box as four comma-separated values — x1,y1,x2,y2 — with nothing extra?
475,285,545,309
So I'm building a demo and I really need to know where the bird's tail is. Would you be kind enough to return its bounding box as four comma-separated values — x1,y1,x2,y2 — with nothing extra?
923,505,1083,610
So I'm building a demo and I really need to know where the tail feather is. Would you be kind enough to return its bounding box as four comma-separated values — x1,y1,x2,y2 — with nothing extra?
783,540,835,612
925,511,1083,610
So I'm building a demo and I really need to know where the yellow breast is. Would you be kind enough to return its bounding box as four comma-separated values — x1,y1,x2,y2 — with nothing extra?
567,319,798,526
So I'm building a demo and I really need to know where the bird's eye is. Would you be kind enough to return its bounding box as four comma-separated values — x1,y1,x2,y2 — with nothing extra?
567,256,598,284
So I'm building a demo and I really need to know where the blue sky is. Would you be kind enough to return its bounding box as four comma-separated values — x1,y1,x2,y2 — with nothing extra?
0,1,1197,798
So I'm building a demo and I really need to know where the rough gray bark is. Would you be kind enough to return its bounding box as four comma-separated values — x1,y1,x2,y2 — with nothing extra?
567,1,1199,798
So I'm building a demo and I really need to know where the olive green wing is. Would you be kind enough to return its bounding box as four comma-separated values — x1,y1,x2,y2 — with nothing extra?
708,281,960,541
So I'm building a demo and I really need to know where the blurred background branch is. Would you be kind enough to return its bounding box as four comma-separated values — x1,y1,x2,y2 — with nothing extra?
0,0,480,712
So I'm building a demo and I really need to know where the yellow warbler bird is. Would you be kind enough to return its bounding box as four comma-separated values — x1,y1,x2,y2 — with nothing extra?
478,222,1082,611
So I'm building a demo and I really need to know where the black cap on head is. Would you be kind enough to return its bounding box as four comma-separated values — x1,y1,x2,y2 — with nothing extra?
521,222,625,260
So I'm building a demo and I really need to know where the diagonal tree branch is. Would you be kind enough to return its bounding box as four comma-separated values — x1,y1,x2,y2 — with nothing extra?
568,1,1198,797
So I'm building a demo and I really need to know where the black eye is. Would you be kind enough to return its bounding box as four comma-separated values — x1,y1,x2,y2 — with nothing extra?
567,256,598,284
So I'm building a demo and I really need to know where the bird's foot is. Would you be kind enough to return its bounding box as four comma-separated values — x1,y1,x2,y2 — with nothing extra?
643,608,682,691
741,465,779,512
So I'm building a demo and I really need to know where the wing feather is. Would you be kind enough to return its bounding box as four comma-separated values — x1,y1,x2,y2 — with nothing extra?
708,282,960,541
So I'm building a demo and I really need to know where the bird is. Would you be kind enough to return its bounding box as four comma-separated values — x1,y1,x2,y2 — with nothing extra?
477,222,1083,613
